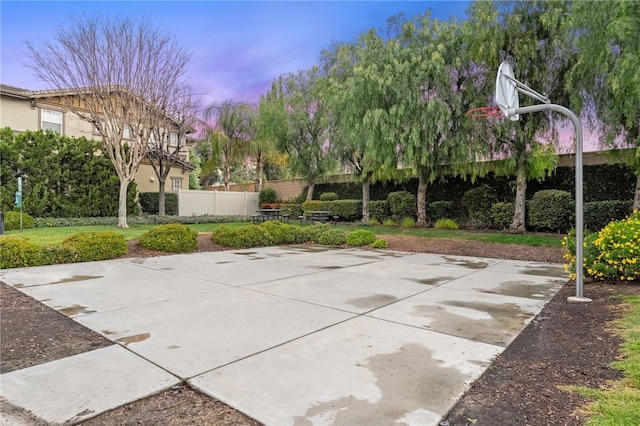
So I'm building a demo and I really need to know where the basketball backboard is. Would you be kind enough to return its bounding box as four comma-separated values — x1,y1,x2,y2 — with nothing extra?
495,61,519,121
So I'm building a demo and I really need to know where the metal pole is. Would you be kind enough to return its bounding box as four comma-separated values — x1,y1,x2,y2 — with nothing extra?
508,104,591,303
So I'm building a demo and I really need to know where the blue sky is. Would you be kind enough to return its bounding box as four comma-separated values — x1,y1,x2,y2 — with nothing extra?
1,1,471,107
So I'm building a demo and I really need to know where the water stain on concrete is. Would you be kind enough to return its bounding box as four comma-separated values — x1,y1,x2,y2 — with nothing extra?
407,276,455,285
216,261,233,264
442,256,488,269
14,275,102,288
166,345,180,349
102,330,115,335
293,343,468,426
480,280,559,299
519,265,567,278
347,294,397,310
116,333,151,346
59,305,97,316
413,301,530,346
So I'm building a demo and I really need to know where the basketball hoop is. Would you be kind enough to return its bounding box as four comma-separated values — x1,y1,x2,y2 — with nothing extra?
466,106,504,118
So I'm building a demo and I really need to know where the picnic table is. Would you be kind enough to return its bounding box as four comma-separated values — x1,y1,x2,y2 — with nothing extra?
299,211,338,225
251,209,290,222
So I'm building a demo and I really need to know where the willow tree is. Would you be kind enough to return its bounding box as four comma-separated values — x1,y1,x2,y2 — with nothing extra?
466,1,571,232
260,68,336,200
203,101,254,191
27,14,191,227
322,33,404,223
566,1,640,209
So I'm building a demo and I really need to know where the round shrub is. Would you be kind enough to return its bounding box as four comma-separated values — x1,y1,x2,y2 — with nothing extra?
36,244,79,266
563,211,640,282
3,210,35,231
346,229,377,246
491,202,515,229
463,185,497,223
427,201,455,221
368,200,390,223
319,192,339,201
0,236,40,268
318,228,347,245
138,224,197,253
306,223,333,243
528,190,574,233
211,224,273,249
260,220,308,245
62,231,128,262
434,218,459,230
259,187,277,205
371,239,388,249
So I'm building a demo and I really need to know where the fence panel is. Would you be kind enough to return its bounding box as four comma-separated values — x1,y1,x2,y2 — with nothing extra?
178,190,259,216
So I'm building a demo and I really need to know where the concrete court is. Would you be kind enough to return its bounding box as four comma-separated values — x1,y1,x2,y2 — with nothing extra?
0,246,567,425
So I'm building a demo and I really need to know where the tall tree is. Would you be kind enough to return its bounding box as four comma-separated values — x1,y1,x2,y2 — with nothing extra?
203,101,254,191
566,1,640,209
27,14,191,227
261,68,336,200
146,85,197,215
466,1,570,232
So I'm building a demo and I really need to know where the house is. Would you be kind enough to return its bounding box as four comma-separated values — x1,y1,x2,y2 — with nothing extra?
0,84,195,193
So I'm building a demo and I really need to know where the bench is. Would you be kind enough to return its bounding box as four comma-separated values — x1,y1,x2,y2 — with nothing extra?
299,211,338,225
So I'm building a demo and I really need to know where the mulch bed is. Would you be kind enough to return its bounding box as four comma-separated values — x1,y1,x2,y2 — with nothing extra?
1,233,638,425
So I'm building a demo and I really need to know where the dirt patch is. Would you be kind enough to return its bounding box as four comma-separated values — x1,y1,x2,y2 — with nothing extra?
1,233,637,425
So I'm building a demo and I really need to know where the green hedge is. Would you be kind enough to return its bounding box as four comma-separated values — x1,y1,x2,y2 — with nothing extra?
368,200,390,222
462,185,497,223
528,190,574,233
387,191,417,218
427,201,455,221
491,202,516,230
0,236,41,268
2,210,35,231
32,214,253,228
259,187,277,204
211,224,273,249
584,200,633,231
346,229,376,246
301,200,362,221
138,192,178,215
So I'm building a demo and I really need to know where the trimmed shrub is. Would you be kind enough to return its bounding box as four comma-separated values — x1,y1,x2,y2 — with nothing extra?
434,218,459,230
3,210,35,231
138,224,198,253
584,200,633,231
371,239,388,249
318,228,347,245
279,203,303,218
301,200,361,221
62,231,128,262
400,217,416,228
563,211,640,282
138,192,178,215
36,244,79,266
260,220,309,245
32,214,253,228
368,200,390,222
0,236,40,268
491,202,515,230
319,192,339,201
211,224,273,249
259,187,277,205
346,229,376,246
462,184,497,224
427,201,455,221
387,191,417,218
306,223,333,243
528,190,574,233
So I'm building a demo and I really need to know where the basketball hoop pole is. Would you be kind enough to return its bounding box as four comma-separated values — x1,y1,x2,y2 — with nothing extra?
506,104,590,303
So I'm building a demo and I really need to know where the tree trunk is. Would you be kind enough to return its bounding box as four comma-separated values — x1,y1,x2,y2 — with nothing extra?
416,174,428,228
634,173,640,211
117,179,129,228
509,165,527,233
158,179,166,216
224,164,231,191
306,183,315,201
362,179,370,224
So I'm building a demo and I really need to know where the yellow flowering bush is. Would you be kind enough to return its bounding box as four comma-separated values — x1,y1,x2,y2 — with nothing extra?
563,211,640,282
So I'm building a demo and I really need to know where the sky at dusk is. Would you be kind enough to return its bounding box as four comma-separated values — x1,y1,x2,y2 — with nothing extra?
1,1,471,107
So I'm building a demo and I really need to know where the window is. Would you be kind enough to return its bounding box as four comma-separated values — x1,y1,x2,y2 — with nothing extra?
41,109,63,133
169,133,179,147
172,178,182,190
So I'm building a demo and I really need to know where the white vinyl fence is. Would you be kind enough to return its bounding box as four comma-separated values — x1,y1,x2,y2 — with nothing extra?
178,189,259,217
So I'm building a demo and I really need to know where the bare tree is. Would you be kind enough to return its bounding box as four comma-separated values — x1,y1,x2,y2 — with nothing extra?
146,85,197,215
203,101,254,191
27,14,192,227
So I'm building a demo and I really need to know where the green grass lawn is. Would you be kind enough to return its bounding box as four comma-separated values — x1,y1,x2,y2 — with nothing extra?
5,221,564,248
